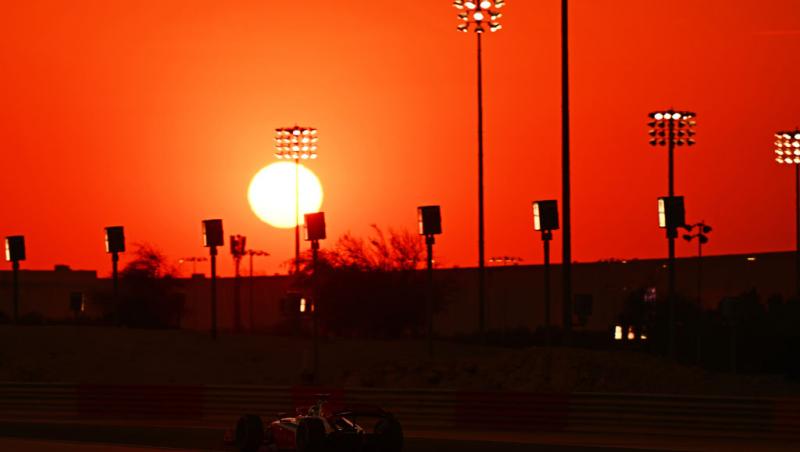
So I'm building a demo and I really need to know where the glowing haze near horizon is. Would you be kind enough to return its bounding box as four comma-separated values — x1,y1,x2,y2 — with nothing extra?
1,1,799,277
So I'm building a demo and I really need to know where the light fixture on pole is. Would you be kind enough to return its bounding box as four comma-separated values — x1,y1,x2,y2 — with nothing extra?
418,205,442,357
648,109,696,358
104,226,125,324
682,221,712,306
304,212,326,383
179,256,208,276
774,129,800,297
230,234,247,334
5,235,26,323
202,219,224,339
275,125,318,275
488,256,522,266
246,249,270,332
453,0,504,337
532,200,559,346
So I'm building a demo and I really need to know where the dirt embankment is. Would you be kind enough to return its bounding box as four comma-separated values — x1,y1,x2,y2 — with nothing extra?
0,326,796,396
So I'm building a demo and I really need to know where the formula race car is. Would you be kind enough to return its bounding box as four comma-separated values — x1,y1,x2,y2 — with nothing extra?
225,394,403,452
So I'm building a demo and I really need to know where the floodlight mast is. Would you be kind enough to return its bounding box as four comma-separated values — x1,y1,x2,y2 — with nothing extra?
453,0,504,337
648,109,696,358
774,129,800,297
275,126,318,275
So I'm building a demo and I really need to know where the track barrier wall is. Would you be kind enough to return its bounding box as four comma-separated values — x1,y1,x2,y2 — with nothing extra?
0,383,798,440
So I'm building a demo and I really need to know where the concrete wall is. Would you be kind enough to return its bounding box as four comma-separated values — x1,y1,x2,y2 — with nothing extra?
0,251,793,334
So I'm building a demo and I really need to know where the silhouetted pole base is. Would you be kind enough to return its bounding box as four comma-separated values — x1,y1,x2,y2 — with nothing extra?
542,230,552,347
426,235,435,358
311,240,320,383
796,165,800,299
234,258,242,334
667,227,677,359
249,254,255,332
112,252,119,325
12,260,20,323
210,246,218,340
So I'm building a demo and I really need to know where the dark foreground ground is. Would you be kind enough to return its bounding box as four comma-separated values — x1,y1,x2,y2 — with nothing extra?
0,420,675,451
0,421,798,452
1,326,797,395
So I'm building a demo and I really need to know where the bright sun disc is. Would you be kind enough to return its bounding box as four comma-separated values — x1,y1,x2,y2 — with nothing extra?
248,162,323,229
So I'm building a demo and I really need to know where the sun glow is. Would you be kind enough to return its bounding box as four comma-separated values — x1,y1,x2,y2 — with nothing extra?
247,162,324,229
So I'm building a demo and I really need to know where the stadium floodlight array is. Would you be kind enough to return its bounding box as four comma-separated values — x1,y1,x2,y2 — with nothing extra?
774,129,800,165
274,126,318,160
647,110,697,147
453,0,504,33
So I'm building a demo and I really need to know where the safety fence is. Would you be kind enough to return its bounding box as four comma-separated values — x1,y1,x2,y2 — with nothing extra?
0,383,798,440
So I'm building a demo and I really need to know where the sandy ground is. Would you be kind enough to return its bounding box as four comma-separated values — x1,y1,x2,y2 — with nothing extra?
0,326,797,395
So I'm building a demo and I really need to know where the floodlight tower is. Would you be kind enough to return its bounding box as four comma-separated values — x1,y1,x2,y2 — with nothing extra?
453,0,504,336
5,236,26,322
418,205,442,356
648,110,696,357
532,201,559,346
275,126,318,275
774,129,800,297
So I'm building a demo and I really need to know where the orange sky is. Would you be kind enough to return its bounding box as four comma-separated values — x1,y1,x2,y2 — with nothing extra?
1,0,799,277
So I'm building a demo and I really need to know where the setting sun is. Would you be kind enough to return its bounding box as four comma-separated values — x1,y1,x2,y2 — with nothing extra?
247,162,324,229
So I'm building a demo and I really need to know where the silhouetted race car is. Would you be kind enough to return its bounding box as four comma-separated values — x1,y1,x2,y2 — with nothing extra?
225,394,403,452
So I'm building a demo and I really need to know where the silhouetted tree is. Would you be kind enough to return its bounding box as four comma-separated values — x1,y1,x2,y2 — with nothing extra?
294,226,450,338
117,243,184,328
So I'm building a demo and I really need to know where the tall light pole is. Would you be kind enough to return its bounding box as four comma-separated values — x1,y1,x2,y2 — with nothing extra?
454,0,504,335
648,110,696,357
275,126,318,275
202,219,224,340
774,129,800,297
418,205,442,357
246,249,270,332
304,212,326,382
560,0,573,343
533,200,559,346
104,226,125,323
230,235,247,333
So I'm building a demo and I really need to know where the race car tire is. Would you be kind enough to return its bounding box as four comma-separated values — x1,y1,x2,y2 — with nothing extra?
235,414,264,452
373,416,403,452
296,417,326,452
